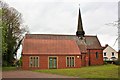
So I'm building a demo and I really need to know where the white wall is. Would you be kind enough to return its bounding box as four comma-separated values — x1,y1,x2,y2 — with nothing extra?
103,45,118,60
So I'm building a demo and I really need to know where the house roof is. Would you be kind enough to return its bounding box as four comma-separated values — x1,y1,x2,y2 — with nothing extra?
22,34,102,55
25,34,102,50
25,34,75,40
22,38,81,55
103,44,117,52
85,36,102,49
76,38,87,53
102,44,108,50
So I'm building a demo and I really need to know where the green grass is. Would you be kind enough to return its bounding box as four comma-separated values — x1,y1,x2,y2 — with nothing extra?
2,67,17,71
34,64,119,78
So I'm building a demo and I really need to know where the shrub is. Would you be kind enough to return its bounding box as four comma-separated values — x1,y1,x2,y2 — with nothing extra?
114,60,120,65
104,61,108,65
2,61,8,67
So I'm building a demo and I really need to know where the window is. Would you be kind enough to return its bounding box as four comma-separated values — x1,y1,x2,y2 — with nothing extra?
96,52,99,59
29,56,39,67
66,56,75,67
104,52,106,56
112,52,114,56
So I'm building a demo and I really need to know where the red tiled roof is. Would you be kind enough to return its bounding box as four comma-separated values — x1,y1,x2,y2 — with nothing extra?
25,34,102,49
85,36,102,49
22,39,81,55
22,34,103,55
25,34,74,40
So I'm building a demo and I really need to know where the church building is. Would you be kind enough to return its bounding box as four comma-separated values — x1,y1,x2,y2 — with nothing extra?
22,8,103,70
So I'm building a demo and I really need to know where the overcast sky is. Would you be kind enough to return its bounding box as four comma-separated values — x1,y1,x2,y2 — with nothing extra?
3,0,119,59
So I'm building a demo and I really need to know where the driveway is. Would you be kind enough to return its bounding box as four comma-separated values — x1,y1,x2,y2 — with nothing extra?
2,71,77,78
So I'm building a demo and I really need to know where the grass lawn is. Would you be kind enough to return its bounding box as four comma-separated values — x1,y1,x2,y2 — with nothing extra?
2,67,17,71
34,64,119,78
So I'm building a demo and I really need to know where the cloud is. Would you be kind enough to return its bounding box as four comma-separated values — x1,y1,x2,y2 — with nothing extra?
81,2,118,35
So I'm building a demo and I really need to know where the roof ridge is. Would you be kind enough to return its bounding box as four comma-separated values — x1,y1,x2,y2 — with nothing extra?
85,35,97,37
26,34,75,36
26,34,98,37
25,38,76,41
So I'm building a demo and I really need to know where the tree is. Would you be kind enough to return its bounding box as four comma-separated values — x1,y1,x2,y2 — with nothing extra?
0,1,29,66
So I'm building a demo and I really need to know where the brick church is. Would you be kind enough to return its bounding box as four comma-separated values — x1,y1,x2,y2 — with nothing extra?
22,8,103,70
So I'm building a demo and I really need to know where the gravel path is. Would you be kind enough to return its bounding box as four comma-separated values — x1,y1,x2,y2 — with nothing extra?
2,71,77,78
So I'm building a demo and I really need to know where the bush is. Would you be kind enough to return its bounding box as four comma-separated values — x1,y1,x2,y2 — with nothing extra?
114,60,120,65
2,61,8,67
104,61,108,65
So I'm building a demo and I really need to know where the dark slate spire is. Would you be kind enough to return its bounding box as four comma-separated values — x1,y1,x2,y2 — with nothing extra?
76,7,85,37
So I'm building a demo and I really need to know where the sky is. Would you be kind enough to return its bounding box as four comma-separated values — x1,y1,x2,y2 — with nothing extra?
3,0,119,59
118,2,120,51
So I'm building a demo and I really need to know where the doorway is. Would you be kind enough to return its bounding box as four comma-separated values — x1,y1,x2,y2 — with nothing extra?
49,57,57,69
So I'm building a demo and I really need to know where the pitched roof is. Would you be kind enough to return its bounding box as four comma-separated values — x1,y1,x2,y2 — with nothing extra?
103,44,117,52
22,34,102,55
25,34,75,40
102,44,108,50
22,38,81,55
25,34,102,50
76,38,87,53
85,36,102,49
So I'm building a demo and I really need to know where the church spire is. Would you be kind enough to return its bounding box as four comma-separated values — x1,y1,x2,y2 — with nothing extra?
76,6,85,37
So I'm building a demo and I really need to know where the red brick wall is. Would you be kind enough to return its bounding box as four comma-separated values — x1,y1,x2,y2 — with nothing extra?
81,53,89,67
56,56,81,69
75,56,82,68
88,49,103,65
22,55,29,70
22,55,49,70
81,54,86,67
57,56,66,69
39,56,48,69
22,55,81,70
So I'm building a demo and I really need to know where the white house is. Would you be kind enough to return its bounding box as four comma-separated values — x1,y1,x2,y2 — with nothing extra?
103,44,118,61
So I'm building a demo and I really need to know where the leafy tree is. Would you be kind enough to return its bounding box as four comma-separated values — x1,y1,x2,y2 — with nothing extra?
0,1,29,66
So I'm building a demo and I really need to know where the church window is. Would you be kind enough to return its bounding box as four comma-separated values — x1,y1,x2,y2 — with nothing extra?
29,56,39,67
96,52,99,59
66,56,75,67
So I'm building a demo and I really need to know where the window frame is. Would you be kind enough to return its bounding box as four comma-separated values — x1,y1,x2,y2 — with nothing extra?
104,52,106,56
48,56,58,69
29,56,39,68
66,56,75,67
112,52,114,56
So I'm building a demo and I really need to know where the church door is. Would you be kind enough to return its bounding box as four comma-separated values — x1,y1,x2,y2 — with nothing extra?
49,57,57,69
